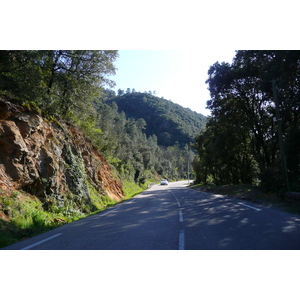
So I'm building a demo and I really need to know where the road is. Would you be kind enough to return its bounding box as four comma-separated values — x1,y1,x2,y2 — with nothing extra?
3,181,300,250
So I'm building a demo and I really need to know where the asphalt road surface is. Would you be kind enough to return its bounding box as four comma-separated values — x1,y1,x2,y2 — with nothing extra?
3,181,300,250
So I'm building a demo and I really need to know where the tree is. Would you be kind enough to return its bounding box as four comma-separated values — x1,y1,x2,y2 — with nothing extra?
117,89,124,96
194,50,300,192
0,50,48,102
0,50,119,119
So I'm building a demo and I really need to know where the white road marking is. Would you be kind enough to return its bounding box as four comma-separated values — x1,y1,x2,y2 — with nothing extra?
100,207,119,216
169,190,185,250
170,191,178,200
179,210,184,222
179,230,185,250
21,233,63,250
238,202,261,211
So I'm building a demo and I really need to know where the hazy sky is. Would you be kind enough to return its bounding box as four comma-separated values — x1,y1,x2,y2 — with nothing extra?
110,50,236,116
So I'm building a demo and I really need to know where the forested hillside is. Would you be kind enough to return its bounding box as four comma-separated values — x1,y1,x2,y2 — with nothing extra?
90,91,204,183
105,91,206,147
193,50,300,193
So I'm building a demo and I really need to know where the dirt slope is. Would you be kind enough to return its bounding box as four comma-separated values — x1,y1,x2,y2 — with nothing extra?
0,97,124,209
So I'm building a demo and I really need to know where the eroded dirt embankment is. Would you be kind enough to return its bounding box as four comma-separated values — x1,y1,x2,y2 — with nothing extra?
0,97,124,208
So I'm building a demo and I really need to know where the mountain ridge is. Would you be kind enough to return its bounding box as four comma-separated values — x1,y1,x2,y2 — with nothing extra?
106,92,207,147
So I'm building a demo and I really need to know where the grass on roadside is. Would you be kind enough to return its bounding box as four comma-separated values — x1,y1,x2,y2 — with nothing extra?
88,182,117,211
0,185,118,248
0,190,62,248
0,178,153,248
121,180,147,199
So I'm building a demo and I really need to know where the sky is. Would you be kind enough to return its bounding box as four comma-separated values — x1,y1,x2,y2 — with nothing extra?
109,50,237,116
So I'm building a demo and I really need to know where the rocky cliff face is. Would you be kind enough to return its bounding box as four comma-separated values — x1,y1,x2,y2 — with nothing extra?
0,97,124,211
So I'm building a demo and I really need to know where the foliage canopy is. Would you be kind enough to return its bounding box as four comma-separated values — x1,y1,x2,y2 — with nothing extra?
193,50,300,193
0,50,118,118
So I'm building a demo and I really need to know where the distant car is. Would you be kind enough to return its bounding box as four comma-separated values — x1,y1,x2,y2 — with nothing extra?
160,179,169,185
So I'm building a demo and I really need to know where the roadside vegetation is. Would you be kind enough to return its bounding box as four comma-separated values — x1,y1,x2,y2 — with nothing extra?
0,189,60,248
0,179,153,248
193,51,300,195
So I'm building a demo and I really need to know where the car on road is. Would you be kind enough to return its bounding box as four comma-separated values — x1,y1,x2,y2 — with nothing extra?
160,179,169,185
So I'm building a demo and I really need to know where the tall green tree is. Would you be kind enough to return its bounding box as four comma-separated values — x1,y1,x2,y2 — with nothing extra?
0,50,118,119
194,50,300,192
0,50,47,102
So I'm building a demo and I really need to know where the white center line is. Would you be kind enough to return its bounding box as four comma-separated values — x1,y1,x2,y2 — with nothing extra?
179,230,185,250
170,191,178,200
21,233,63,250
238,202,261,211
170,190,185,250
179,210,184,222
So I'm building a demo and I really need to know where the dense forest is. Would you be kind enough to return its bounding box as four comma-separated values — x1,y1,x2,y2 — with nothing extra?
193,50,300,193
0,50,205,185
105,91,206,147
92,89,205,182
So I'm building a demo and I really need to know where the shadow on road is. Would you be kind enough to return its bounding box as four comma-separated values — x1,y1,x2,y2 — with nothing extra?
169,187,300,250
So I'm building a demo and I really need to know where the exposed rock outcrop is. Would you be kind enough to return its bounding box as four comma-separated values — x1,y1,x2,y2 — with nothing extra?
0,97,124,210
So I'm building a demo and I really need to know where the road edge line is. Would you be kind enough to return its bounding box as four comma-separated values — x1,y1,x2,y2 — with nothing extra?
21,233,63,250
238,202,261,211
